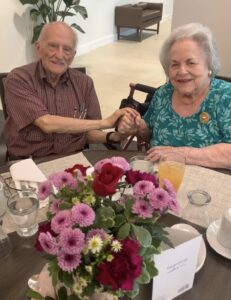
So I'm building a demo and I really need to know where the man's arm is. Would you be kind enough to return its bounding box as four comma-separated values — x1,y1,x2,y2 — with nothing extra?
34,108,138,134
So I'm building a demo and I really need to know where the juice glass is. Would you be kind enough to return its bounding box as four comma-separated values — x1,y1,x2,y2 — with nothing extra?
158,152,185,192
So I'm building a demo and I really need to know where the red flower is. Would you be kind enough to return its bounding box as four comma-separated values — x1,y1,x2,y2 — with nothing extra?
126,170,157,187
92,163,124,196
35,222,56,252
96,238,142,291
65,164,89,176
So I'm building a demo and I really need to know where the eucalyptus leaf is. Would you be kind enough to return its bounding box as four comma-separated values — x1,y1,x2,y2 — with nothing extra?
132,224,152,247
137,267,150,284
117,223,131,239
145,259,159,277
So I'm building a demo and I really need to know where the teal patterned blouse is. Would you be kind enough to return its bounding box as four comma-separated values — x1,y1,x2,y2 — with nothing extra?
143,78,231,148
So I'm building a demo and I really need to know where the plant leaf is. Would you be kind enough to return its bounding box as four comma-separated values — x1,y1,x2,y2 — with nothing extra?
137,266,150,284
145,259,159,277
71,23,85,34
30,9,41,21
117,223,131,239
58,286,68,300
25,289,43,300
19,0,39,4
132,224,152,247
63,0,74,7
31,23,45,43
62,271,74,288
68,295,79,300
73,5,88,19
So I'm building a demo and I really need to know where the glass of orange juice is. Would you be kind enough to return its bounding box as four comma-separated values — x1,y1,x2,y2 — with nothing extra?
158,152,185,192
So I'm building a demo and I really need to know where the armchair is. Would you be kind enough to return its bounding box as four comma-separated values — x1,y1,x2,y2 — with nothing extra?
115,2,163,41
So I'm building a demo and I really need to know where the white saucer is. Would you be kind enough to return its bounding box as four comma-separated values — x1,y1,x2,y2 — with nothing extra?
171,223,206,272
206,219,231,259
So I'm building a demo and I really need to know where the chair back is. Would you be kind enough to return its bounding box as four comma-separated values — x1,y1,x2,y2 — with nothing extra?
0,73,8,119
215,75,231,82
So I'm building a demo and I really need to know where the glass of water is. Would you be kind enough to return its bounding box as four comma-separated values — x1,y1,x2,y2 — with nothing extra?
130,155,154,173
7,193,39,237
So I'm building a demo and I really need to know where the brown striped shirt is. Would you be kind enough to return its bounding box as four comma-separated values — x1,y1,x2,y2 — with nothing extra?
4,61,101,158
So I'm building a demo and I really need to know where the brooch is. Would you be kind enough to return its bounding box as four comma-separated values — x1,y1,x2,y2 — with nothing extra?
199,112,210,124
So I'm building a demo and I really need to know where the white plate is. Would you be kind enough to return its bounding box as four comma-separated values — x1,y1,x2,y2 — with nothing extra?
206,219,231,259
171,223,206,272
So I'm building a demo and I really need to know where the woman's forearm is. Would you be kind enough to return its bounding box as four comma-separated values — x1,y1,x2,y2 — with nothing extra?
136,119,151,142
185,143,231,169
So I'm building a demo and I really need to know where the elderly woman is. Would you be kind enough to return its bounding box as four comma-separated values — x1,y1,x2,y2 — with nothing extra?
118,23,231,169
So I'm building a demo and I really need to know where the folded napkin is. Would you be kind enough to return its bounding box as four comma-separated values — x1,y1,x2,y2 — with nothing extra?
9,158,48,208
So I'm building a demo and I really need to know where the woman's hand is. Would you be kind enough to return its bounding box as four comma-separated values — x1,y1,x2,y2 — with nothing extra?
103,108,139,129
117,112,142,135
146,146,175,161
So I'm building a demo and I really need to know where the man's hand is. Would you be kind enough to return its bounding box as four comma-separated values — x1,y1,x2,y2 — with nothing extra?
117,111,142,135
103,108,139,129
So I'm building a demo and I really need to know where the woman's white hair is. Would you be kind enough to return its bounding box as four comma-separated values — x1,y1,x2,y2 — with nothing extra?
159,23,220,76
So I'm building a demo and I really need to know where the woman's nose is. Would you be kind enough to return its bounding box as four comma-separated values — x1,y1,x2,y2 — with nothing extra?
178,64,187,74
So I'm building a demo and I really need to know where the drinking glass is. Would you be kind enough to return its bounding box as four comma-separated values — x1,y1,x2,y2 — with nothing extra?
7,193,39,237
130,155,154,173
181,190,211,228
158,151,185,192
0,178,12,258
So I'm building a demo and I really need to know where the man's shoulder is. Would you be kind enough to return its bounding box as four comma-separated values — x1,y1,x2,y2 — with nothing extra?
7,62,38,80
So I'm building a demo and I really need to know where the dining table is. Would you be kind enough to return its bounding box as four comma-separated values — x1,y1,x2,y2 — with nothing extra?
0,149,231,300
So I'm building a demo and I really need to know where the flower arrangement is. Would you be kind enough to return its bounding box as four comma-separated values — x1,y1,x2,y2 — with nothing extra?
27,157,178,300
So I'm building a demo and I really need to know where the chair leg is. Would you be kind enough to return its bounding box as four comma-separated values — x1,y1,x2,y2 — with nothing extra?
117,27,120,40
157,22,160,34
139,29,142,42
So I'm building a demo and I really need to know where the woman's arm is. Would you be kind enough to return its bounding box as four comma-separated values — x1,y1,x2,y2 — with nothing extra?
146,143,231,169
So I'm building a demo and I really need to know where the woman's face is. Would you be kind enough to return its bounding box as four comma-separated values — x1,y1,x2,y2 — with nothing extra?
168,39,210,97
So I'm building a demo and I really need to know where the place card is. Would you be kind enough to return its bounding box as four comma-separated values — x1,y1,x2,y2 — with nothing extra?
152,227,202,300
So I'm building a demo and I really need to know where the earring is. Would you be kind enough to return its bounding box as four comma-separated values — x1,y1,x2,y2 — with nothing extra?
208,70,212,77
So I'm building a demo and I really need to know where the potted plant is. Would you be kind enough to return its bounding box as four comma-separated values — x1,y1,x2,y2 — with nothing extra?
19,0,88,43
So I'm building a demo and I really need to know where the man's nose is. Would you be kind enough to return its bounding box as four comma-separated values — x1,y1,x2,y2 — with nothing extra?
55,46,65,58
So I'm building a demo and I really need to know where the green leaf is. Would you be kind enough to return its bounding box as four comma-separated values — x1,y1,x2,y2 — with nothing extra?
132,224,152,247
62,271,74,288
68,295,79,300
145,259,159,277
39,3,52,20
31,24,45,43
19,0,39,4
25,288,43,300
73,5,88,19
63,0,74,7
30,9,41,21
45,297,55,300
126,281,140,298
71,23,85,34
139,245,159,257
137,267,150,284
58,286,68,300
114,214,126,227
117,223,131,239
59,202,73,210
56,11,76,18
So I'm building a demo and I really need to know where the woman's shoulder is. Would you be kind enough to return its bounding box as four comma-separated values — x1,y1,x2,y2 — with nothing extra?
211,77,231,94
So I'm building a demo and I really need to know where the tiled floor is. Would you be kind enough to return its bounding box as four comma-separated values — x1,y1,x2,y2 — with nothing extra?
73,20,171,118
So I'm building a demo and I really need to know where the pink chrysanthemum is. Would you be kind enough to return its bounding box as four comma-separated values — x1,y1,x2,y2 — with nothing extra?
149,188,170,211
58,251,81,272
162,179,176,198
110,156,130,171
59,228,85,254
94,158,112,172
38,232,58,255
37,180,53,200
86,228,107,242
49,171,75,189
49,199,63,214
133,180,154,196
132,199,154,219
51,210,72,234
168,197,180,214
71,203,95,227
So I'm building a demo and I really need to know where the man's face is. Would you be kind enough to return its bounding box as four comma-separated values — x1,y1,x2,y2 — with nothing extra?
36,24,76,81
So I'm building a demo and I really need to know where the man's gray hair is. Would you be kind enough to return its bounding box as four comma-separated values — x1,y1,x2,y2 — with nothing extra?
159,23,220,76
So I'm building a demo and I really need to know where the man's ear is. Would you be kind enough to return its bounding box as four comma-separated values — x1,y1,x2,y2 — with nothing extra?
35,41,41,59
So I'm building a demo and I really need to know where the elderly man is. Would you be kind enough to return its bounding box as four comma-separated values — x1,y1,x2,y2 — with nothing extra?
4,22,135,159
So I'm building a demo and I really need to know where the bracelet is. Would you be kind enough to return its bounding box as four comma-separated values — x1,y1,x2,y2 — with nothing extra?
106,131,120,144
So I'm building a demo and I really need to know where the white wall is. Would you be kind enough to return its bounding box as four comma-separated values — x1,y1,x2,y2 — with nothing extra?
0,0,173,72
172,0,231,77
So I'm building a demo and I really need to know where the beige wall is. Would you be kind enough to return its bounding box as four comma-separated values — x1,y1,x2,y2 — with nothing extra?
171,0,231,77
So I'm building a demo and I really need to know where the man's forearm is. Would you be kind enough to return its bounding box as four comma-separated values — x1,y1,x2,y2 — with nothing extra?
34,115,109,134
86,130,128,144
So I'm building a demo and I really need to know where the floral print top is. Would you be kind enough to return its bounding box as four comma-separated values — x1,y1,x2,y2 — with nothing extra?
143,78,231,148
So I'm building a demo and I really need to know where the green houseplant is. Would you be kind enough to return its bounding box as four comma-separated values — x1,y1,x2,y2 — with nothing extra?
19,0,88,43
